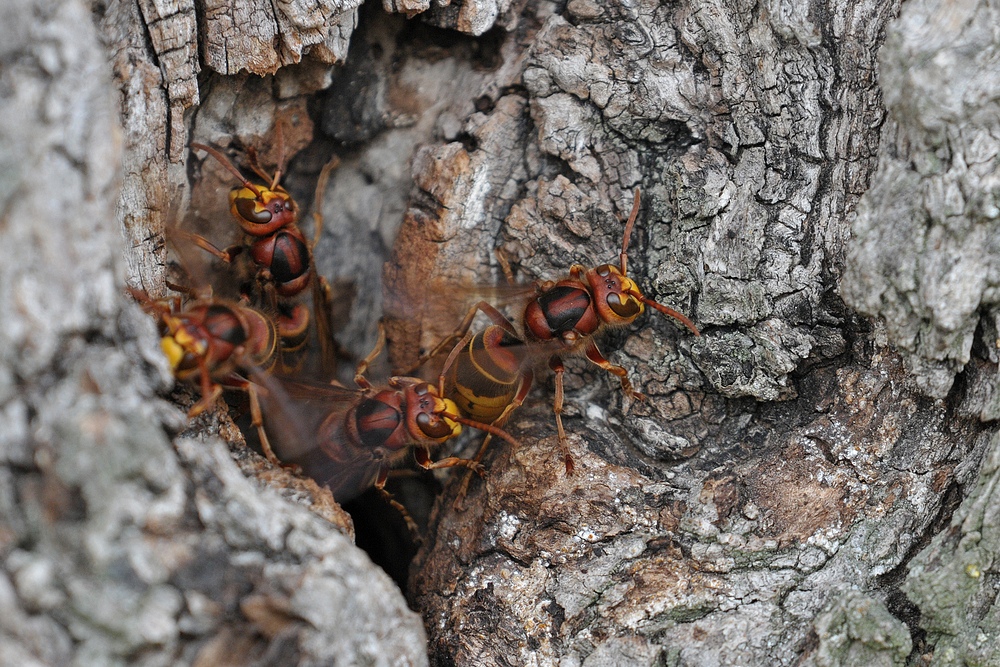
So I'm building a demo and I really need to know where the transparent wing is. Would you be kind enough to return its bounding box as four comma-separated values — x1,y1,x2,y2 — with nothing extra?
250,372,380,501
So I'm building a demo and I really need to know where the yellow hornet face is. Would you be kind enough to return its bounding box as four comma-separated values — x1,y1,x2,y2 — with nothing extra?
160,335,186,371
228,186,296,234
408,382,463,442
610,275,645,318
160,324,206,372
438,398,463,438
588,265,645,324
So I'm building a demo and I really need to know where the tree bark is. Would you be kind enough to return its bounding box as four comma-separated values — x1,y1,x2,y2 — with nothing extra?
388,0,1000,665
0,0,425,664
3,0,999,664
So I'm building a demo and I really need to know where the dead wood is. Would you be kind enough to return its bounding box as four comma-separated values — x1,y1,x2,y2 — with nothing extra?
0,0,425,664
3,0,1000,664
386,0,1000,665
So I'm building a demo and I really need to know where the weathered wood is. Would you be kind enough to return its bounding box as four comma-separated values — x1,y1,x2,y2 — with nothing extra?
200,0,361,75
0,0,428,664
380,0,1000,665
6,0,1000,662
904,432,1000,666
847,1,1000,664
842,0,1000,402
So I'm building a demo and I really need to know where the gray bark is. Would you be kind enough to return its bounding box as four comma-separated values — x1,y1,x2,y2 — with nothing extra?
0,0,426,664
842,0,1000,403
3,0,999,664
389,0,1000,665
844,1,1000,665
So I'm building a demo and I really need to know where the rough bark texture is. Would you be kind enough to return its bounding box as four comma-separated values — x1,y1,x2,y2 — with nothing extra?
4,0,1000,664
845,1,1000,665
0,0,426,664
384,0,999,665
842,0,1000,402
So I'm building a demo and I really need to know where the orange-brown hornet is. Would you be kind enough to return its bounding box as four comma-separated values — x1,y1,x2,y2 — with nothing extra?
187,137,339,373
434,301,532,507
132,287,283,462
188,140,308,296
255,325,521,530
424,187,699,474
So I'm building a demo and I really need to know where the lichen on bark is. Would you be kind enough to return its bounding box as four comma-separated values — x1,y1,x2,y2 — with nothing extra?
6,0,1000,663
0,0,427,663
842,0,1000,401
903,431,1000,666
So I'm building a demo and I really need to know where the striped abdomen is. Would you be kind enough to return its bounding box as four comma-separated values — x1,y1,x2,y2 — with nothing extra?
449,325,527,424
